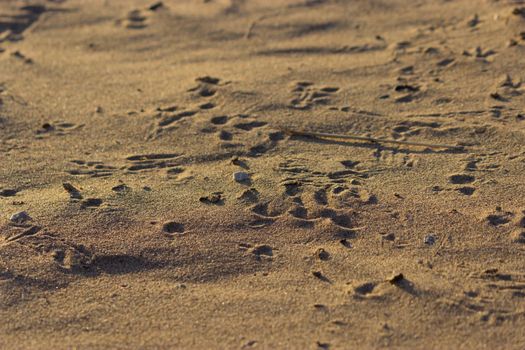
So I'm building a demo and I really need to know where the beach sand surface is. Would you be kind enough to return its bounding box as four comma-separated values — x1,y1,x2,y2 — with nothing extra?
1,0,525,348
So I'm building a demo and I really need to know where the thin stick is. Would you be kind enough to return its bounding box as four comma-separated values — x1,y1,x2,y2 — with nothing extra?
283,128,464,150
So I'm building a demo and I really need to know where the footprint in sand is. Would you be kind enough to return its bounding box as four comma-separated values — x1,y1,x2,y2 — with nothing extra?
125,153,185,179
0,4,47,42
488,74,523,103
35,121,84,138
246,168,364,241
508,212,525,243
218,130,233,141
80,198,103,208
66,160,117,178
392,80,424,104
485,208,514,226
146,108,198,140
288,81,340,110
0,188,18,197
237,188,259,203
448,173,475,185
250,244,273,259
188,76,221,98
447,173,477,196
162,221,185,236
211,116,228,125
119,5,163,30
233,120,268,131
146,77,223,140
209,113,281,156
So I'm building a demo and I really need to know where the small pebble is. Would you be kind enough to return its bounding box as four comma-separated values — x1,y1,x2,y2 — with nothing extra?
316,248,330,261
340,239,352,248
312,271,328,282
388,273,405,285
233,171,250,182
63,182,82,199
199,192,223,204
10,211,31,224
382,233,395,241
424,234,437,245
112,184,130,193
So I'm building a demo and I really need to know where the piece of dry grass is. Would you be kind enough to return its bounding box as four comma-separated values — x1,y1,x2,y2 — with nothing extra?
282,128,464,150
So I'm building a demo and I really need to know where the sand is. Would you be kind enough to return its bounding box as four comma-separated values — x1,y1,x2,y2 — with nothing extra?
1,0,525,348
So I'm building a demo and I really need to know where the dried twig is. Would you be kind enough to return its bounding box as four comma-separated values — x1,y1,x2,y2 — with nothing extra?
282,128,464,150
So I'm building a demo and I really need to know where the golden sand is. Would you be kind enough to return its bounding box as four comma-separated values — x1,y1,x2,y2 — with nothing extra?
1,0,525,348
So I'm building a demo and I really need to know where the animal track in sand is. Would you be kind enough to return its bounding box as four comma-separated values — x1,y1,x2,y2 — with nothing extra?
278,158,371,186
2,227,161,276
117,3,169,30
66,160,117,178
0,188,18,197
0,4,47,42
188,76,222,98
35,121,84,138
251,244,273,258
125,153,187,178
456,186,476,196
149,76,280,156
238,243,274,260
485,209,514,226
288,81,339,110
372,149,419,168
218,130,233,141
1,227,93,273
233,121,268,131
146,77,223,140
280,159,374,226
237,188,259,203
246,159,368,236
448,174,475,184
67,154,187,179
340,160,360,169
80,198,103,208
251,200,288,218
112,184,131,193
119,10,148,30
470,268,525,304
463,46,497,60
146,107,199,140
463,154,502,172
392,80,425,104
488,74,523,103
389,120,441,140
199,192,223,205
211,116,228,125
352,281,379,297
207,113,282,156
162,221,185,236
10,50,33,64
199,102,216,110
441,172,480,195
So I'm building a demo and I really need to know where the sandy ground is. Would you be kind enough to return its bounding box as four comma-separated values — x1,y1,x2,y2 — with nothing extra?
1,0,525,348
